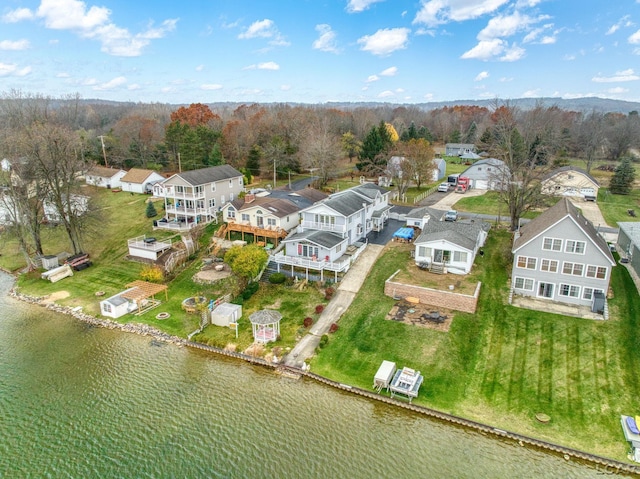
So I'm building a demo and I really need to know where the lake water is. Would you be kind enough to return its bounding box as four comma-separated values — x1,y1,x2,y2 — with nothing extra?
0,273,623,478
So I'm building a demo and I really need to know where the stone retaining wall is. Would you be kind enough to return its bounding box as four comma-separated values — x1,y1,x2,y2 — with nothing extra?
384,269,481,313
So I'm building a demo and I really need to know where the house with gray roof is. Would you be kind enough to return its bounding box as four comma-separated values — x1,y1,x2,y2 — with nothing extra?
445,143,476,157
413,219,490,274
405,205,447,229
272,183,391,279
511,198,615,316
153,165,243,231
460,158,508,190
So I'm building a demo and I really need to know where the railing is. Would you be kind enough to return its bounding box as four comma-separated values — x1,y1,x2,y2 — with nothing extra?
127,236,172,252
155,220,198,231
300,221,347,233
158,188,205,200
272,252,350,272
165,205,209,216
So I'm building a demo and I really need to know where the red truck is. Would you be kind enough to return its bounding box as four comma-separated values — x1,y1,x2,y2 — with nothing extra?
454,176,470,193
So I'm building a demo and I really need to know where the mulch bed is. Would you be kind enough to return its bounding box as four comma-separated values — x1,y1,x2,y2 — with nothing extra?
386,299,454,332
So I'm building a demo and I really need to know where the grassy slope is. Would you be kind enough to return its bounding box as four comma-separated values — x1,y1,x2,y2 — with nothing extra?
312,229,640,460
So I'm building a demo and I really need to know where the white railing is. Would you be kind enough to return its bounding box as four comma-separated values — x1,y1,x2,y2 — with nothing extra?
159,188,205,200
272,252,350,272
300,221,347,233
413,185,437,204
165,205,209,216
127,235,172,252
155,220,198,231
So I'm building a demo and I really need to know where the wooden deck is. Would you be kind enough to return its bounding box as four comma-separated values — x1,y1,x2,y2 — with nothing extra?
223,222,288,246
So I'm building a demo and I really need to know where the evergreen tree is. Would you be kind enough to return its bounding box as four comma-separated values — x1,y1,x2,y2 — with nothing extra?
450,129,462,143
246,145,262,177
145,200,157,218
417,126,433,142
400,121,419,141
610,158,636,194
464,121,478,143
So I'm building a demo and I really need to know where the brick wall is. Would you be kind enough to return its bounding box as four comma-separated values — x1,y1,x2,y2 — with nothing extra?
384,270,481,313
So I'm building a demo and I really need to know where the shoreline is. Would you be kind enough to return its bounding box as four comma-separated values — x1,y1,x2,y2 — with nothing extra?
7,287,640,476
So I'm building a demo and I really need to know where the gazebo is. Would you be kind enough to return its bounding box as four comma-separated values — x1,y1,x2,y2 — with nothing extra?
121,280,169,315
249,309,282,343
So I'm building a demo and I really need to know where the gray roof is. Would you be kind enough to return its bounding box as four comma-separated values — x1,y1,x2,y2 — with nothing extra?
227,196,300,218
174,165,242,186
513,198,614,264
266,187,328,210
351,182,389,199
542,166,600,187
323,191,372,216
284,230,346,248
406,205,447,221
415,219,489,251
618,222,640,245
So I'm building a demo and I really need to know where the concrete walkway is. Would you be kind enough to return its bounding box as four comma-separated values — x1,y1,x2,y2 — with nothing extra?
427,188,487,210
283,244,385,368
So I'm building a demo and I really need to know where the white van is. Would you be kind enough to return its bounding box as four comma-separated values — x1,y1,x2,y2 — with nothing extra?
437,183,449,192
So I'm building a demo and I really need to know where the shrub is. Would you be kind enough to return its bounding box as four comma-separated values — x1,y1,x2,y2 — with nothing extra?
140,265,164,283
303,317,313,328
145,200,158,218
269,272,286,284
324,287,335,300
329,323,339,333
318,334,329,349
242,281,259,300
315,304,325,315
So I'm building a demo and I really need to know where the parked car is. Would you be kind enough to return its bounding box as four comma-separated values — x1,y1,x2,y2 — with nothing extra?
437,183,450,192
444,210,458,222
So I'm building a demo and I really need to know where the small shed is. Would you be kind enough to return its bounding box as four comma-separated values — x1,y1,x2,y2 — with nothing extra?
249,309,282,343
389,367,424,403
373,360,397,392
211,302,242,327
41,255,59,270
100,291,136,319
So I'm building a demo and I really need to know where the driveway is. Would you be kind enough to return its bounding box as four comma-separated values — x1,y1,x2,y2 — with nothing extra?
428,188,487,211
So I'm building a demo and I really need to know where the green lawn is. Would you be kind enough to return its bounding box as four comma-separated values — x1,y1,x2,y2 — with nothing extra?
597,188,640,227
312,230,640,461
453,191,560,219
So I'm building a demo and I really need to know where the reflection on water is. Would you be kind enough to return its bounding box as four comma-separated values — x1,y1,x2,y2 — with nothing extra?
0,274,623,478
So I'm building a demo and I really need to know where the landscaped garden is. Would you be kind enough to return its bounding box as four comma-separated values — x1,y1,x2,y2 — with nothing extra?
311,228,640,461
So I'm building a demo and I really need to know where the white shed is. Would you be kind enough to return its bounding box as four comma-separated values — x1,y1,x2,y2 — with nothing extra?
373,360,397,392
100,291,136,319
211,302,242,327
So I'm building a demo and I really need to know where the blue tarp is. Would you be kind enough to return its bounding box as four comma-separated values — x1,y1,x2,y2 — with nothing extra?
393,227,414,240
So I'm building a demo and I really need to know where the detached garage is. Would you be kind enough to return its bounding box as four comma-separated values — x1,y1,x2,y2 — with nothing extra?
541,166,600,200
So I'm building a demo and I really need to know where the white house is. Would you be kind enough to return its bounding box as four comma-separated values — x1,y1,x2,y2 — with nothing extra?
120,168,165,194
404,205,447,230
432,158,447,182
221,194,300,233
413,220,490,274
42,194,90,223
85,165,127,189
386,156,446,183
153,164,244,231
541,166,600,200
460,158,508,190
445,143,475,157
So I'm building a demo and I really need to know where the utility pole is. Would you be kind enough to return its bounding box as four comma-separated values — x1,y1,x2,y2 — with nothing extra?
273,158,276,188
288,170,291,190
178,152,182,173
98,135,108,167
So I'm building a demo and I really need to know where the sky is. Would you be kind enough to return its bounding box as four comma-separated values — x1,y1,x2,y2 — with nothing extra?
1,0,640,105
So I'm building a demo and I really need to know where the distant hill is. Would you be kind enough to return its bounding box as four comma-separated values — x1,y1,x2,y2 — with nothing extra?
77,96,640,114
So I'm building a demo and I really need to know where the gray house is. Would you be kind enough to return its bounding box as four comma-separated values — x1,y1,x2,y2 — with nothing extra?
460,158,507,190
617,222,640,279
445,143,475,157
511,198,615,314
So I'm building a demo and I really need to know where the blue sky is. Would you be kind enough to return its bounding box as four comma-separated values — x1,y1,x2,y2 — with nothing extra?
1,0,640,104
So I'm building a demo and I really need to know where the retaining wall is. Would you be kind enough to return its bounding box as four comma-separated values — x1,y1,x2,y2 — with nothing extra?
384,269,481,313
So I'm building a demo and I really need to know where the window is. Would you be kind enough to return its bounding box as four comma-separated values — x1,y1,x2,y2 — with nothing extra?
267,218,276,226
227,207,235,219
103,303,112,313
540,259,559,273
209,198,216,208
514,277,534,291
562,262,584,276
453,251,468,262
559,284,580,297
586,265,607,279
418,246,432,258
238,178,243,186
542,237,562,251
583,288,603,300
220,195,225,205
241,213,250,222
230,193,234,201
516,256,537,269
565,240,586,254
195,185,203,195
211,183,216,192
176,185,184,194
229,180,232,187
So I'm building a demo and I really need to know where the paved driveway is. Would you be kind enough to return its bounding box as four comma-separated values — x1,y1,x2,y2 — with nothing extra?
366,218,405,245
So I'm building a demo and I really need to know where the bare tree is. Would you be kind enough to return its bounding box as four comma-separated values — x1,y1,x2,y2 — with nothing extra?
300,118,341,187
576,110,606,173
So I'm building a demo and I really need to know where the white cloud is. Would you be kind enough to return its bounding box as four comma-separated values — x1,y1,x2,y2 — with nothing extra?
522,88,540,97
0,63,31,77
280,84,291,91
201,84,223,90
195,64,204,72
607,15,633,35
461,38,504,60
378,90,395,98
357,28,410,56
238,18,288,46
499,76,513,82
500,44,525,61
592,69,640,82
56,72,70,78
380,66,398,76
475,71,489,81
313,24,340,53
0,39,30,50
366,74,379,82
413,0,510,27
243,61,280,70
92,76,126,90
423,92,434,101
127,83,140,90
4,0,177,57
477,12,539,41
629,29,640,44
607,87,628,94
346,0,385,13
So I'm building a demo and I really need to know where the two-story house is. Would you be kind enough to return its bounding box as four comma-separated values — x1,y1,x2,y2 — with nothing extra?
271,183,391,281
510,198,615,316
153,165,243,231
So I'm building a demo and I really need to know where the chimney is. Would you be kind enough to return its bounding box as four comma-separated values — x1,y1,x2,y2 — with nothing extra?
245,193,256,204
